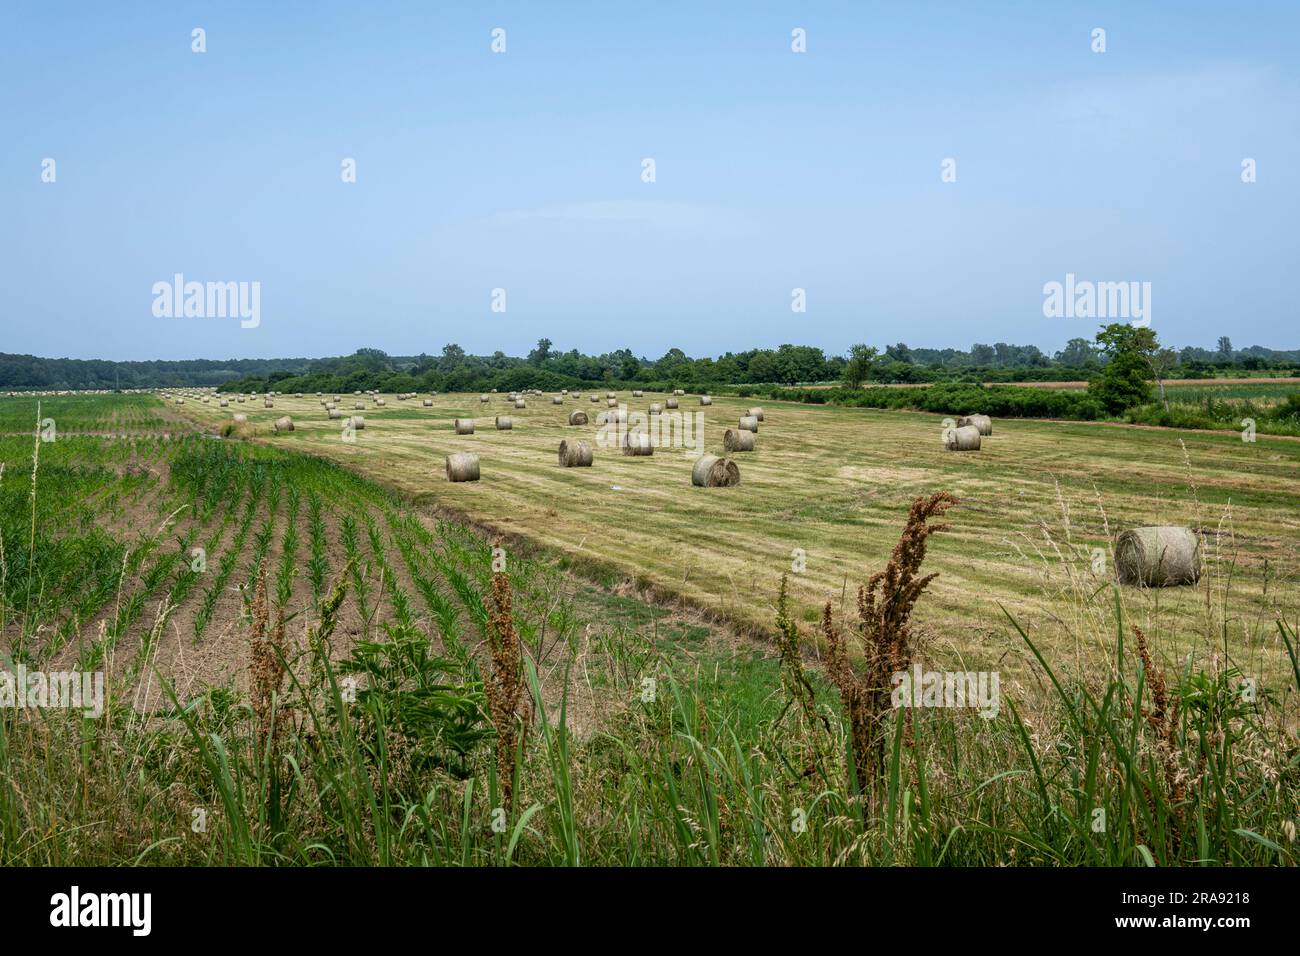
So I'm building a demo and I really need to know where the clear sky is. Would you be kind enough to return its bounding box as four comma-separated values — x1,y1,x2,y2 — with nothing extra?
2,1,1296,362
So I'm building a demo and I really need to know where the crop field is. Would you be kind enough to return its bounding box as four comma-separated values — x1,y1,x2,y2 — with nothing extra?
1,391,1297,867
173,389,1300,683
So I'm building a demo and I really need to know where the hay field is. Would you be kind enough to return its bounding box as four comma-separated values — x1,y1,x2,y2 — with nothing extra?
178,389,1300,677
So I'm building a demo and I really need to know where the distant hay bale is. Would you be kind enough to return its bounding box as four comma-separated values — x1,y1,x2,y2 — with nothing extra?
623,431,654,456
273,416,294,432
446,452,480,483
692,454,740,487
607,398,618,408
724,428,755,452
590,395,599,403
558,439,593,467
606,391,616,399
495,416,513,430
354,402,366,410
454,418,475,435
479,394,489,403
345,415,365,429
263,400,273,408
700,396,712,406
219,399,228,407
673,389,685,396
514,399,526,409
632,390,643,398
295,393,303,398
1116,527,1201,587
649,402,663,414
666,397,679,409
958,414,992,436
747,407,765,422
232,413,248,424
327,408,342,419
738,415,759,432
568,410,588,425
376,398,386,406
237,397,245,403
423,399,433,407
944,425,981,451
553,396,563,405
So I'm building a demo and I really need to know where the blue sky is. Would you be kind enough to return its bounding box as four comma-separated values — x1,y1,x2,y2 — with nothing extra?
2,1,1296,361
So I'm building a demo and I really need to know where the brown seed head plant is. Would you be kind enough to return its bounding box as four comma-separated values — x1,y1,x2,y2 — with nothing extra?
249,567,290,753
484,551,531,811
822,491,957,821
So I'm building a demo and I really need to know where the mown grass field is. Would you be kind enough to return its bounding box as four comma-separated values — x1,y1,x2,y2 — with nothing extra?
174,388,1300,682
1,392,1297,866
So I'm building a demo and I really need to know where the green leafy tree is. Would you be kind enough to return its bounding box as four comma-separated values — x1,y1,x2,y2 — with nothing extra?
1088,323,1156,414
843,344,877,389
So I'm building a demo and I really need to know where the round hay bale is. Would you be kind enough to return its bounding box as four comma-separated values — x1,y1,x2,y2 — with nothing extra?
345,415,365,430
673,389,685,396
273,416,294,432
666,397,679,409
263,399,273,408
568,410,588,426
495,416,513,430
327,408,342,419
237,396,245,403
607,398,618,408
692,454,740,487
738,415,759,432
649,402,663,415
606,391,617,399
747,407,765,422
232,413,248,424
623,431,654,456
423,399,433,407
944,425,981,451
446,453,480,483
958,414,992,436
514,399,527,409
454,418,475,435
632,390,643,398
724,428,755,452
552,396,563,405
479,394,490,403
700,396,712,406
219,399,228,407
558,439,594,467
590,395,599,403
354,402,366,410
376,398,386,406
1115,527,1201,587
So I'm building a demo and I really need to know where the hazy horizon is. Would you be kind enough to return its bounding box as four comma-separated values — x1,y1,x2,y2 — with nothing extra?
4,1,1297,362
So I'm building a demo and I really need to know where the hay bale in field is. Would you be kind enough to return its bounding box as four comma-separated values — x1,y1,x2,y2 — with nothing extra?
606,391,617,399
263,399,273,408
454,418,475,435
692,454,740,487
219,399,228,407
1115,527,1201,587
623,432,654,456
558,439,593,467
700,396,712,406
568,410,588,426
944,425,981,451
273,416,294,432
354,402,366,410
232,413,248,424
514,399,526,409
724,428,755,452
345,415,365,430
295,393,303,398
480,394,490,403
495,416,513,430
738,415,759,432
553,396,563,405
423,399,433,407
590,395,599,403
237,397,245,403
327,408,342,419
632,390,643,398
666,397,679,409
673,389,685,396
446,453,480,483
649,402,663,415
747,407,765,422
958,414,992,436
376,398,386,406
607,398,618,408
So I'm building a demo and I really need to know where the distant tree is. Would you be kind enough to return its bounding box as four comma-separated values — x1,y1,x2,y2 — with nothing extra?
885,342,913,364
1088,323,1156,414
843,344,878,389
747,352,775,382
527,338,553,366
1055,337,1098,368
1217,336,1234,358
970,343,996,366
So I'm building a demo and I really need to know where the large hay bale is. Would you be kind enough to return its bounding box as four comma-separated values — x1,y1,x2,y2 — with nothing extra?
345,415,365,430
666,397,679,409
423,399,433,407
944,425,981,451
480,394,490,403
607,398,618,408
219,399,228,407
376,398,386,406
958,414,992,436
673,389,685,396
700,396,712,406
237,396,245,403
327,408,342,419
632,390,643,398
446,453,480,482
263,399,273,408
558,439,593,467
553,396,563,405
514,399,526,409
1115,527,1201,587
495,416,513,430
747,407,765,422
590,395,599,403
354,401,366,410
649,402,663,415
606,391,617,399
692,454,740,487
568,410,588,426
454,418,475,435
738,415,759,432
273,416,294,432
623,432,654,456
724,428,755,452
